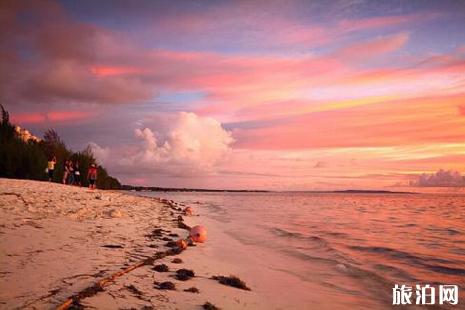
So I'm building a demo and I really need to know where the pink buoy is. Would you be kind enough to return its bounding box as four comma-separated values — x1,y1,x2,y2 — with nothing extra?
190,225,207,243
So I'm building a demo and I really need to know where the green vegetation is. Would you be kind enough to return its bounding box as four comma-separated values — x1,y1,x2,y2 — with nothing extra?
0,105,121,189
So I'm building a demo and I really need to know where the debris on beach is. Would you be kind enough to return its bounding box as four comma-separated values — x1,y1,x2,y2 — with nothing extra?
125,284,143,296
183,207,193,215
168,233,179,237
156,281,176,290
153,264,169,272
187,238,196,246
176,239,188,250
184,287,200,293
211,275,251,290
101,244,124,249
203,302,221,310
107,209,123,218
171,258,183,264
190,225,207,243
146,228,164,239
165,241,178,248
175,268,195,281
167,247,183,255
161,237,173,241
68,300,85,309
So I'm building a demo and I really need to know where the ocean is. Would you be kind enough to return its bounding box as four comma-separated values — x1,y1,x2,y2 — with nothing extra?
137,191,465,309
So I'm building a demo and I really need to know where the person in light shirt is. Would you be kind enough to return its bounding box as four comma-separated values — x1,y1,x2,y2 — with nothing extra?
47,156,56,182
74,160,81,186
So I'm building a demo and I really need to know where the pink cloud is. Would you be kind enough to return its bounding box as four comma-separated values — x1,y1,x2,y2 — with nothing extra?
10,110,94,125
11,113,46,124
336,32,409,60
46,111,93,122
337,12,438,32
90,66,145,77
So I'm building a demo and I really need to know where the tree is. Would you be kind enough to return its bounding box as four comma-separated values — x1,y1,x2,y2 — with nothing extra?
0,105,46,179
0,106,121,189
0,104,15,143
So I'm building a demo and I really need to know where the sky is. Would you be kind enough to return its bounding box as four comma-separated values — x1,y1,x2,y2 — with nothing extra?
2,0,465,190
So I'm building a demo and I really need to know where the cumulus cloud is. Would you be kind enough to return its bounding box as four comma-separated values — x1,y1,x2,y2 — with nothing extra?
91,112,234,177
412,169,465,187
88,142,110,164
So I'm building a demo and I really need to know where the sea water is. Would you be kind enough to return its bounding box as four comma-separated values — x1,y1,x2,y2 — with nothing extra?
137,192,465,309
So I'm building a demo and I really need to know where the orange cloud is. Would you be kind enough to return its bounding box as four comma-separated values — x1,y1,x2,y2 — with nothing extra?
233,94,465,149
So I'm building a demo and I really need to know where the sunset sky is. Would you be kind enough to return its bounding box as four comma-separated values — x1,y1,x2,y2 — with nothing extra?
2,0,465,190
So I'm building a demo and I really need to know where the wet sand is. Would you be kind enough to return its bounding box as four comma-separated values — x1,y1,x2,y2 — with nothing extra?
0,179,256,309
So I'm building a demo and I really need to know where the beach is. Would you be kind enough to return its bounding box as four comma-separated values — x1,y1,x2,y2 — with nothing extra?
0,179,256,309
2,179,465,309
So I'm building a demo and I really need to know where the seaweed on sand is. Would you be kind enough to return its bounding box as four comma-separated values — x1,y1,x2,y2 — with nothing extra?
146,228,164,239
184,287,199,293
102,244,124,249
126,284,143,296
203,302,220,310
171,258,183,264
175,268,195,281
165,241,178,248
211,275,251,290
153,264,169,272
68,301,85,310
155,281,176,290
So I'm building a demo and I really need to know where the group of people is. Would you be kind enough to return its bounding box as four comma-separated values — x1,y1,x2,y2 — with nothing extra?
47,156,98,189
62,159,81,186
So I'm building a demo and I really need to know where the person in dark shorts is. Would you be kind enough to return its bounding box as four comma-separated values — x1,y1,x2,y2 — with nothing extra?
87,163,98,190
47,156,56,182
74,160,81,186
67,160,75,185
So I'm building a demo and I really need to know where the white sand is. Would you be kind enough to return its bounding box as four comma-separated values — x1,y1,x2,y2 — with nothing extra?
0,179,260,309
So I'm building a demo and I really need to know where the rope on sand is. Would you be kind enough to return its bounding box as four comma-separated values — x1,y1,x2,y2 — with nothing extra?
57,212,192,310
57,247,187,309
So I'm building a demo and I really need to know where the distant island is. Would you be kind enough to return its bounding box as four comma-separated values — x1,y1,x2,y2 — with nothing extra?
121,185,414,194
121,185,270,193
331,190,416,194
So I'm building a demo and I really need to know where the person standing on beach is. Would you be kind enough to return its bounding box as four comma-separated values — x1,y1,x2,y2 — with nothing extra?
62,160,69,184
67,160,75,185
74,160,81,186
47,156,56,182
87,163,97,190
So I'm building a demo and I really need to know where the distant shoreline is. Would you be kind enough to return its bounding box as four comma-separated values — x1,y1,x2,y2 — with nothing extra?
121,185,416,194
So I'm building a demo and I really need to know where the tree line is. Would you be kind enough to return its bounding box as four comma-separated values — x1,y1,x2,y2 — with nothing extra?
0,105,121,189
